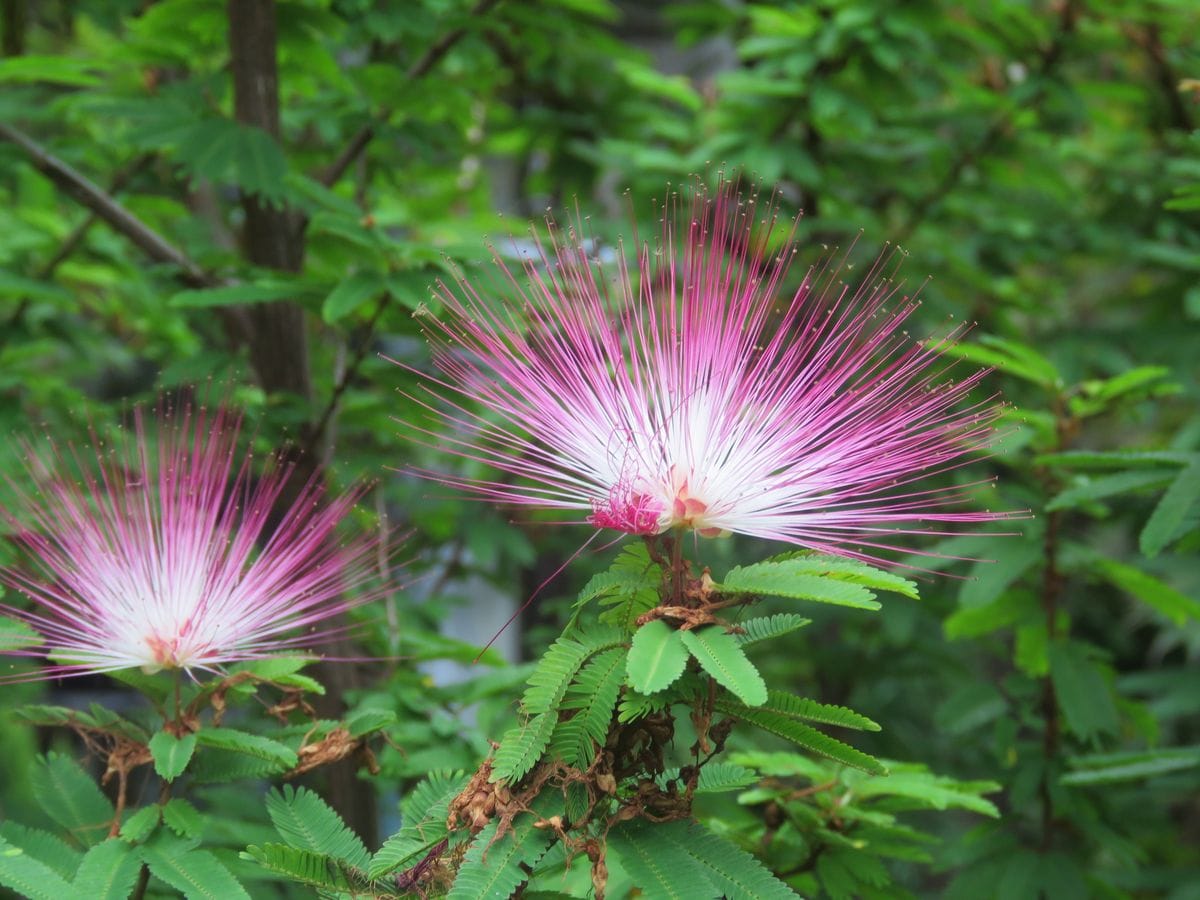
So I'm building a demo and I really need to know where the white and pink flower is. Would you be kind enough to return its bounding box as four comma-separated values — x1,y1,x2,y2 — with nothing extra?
400,181,1015,561
1,399,380,679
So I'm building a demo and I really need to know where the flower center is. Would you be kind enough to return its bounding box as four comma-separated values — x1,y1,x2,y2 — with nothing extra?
589,484,664,535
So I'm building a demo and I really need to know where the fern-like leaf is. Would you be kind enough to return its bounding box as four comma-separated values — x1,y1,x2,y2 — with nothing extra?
30,753,114,847
0,835,73,900
719,562,882,609
617,687,671,723
0,822,82,880
371,772,468,879
143,836,251,899
629,819,797,899
521,625,624,715
773,552,920,599
265,785,370,869
734,613,812,648
757,690,881,731
575,544,662,630
491,712,556,783
243,843,369,893
717,701,887,774
607,821,719,899
447,794,559,900
71,839,142,900
551,646,626,767
657,763,758,794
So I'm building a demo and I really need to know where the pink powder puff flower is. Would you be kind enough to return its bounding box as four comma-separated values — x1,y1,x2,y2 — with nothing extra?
398,181,1016,563
0,398,382,680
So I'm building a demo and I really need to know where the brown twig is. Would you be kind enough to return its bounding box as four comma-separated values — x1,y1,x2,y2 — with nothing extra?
0,124,218,288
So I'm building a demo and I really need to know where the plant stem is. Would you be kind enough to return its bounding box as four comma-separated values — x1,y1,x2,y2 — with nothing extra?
131,864,150,900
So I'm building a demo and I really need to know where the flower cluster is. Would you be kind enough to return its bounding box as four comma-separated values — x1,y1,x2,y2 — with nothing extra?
401,181,1013,560
1,402,379,680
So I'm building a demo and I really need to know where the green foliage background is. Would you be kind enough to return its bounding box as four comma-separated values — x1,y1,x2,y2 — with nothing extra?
0,0,1197,897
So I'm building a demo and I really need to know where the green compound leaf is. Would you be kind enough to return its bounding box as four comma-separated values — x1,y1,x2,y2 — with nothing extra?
575,544,661,631
265,786,369,869
773,553,920,599
680,626,768,707
143,836,251,900
71,839,142,900
734,613,812,648
626,619,690,694
657,763,758,794
550,646,627,767
31,753,114,847
716,700,887,774
194,728,298,770
0,823,81,880
1096,558,1200,625
521,626,624,715
149,730,197,782
370,771,468,879
616,819,796,900
0,836,73,900
242,844,367,893
447,794,558,900
1062,746,1200,785
1141,457,1200,557
490,712,556,783
1046,468,1176,512
1049,642,1119,742
757,690,881,731
719,561,882,610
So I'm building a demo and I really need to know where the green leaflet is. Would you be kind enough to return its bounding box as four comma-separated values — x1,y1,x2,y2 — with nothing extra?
755,690,881,731
551,646,627,767
149,730,197,782
1049,641,1119,741
734,613,812,647
717,699,886,774
71,839,143,900
490,712,556,783
1096,558,1200,625
30,754,114,847
521,626,625,715
161,800,203,839
265,786,370,870
447,794,559,900
0,823,81,881
719,561,883,610
143,835,251,900
1141,456,1200,557
241,844,366,893
370,771,468,879
626,619,689,694
680,626,767,706
194,728,298,769
0,836,73,900
610,819,797,899
1063,746,1200,785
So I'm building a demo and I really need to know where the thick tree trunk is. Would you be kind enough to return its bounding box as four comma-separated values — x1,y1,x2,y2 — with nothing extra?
227,0,377,847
